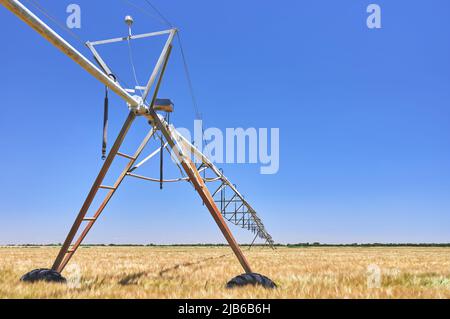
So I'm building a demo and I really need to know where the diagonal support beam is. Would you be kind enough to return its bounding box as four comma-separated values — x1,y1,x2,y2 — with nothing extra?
130,142,168,172
151,119,253,273
56,127,156,272
51,112,136,271
0,0,140,108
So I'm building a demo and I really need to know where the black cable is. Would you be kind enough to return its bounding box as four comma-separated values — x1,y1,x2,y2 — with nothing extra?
143,0,173,27
176,32,201,120
120,0,169,28
140,1,202,119
140,0,206,146
102,86,109,160
159,135,164,190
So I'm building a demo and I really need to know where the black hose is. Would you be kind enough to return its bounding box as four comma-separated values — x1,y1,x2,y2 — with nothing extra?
102,86,109,160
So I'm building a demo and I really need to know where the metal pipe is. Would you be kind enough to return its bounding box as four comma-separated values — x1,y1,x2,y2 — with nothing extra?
117,152,135,160
1,0,139,107
142,29,177,102
86,42,114,77
130,142,168,172
89,29,173,46
127,172,188,183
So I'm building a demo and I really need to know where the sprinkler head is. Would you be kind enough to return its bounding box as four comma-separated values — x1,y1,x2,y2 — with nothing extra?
125,15,134,37
124,15,134,27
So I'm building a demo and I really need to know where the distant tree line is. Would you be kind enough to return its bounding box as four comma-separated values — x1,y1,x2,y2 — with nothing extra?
3,242,450,247
285,243,450,248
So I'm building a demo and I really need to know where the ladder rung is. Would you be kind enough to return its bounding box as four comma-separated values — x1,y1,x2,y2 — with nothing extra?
99,185,116,190
117,152,135,160
83,217,96,221
67,249,74,253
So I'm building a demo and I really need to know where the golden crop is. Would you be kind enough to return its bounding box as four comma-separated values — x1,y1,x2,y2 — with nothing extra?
0,246,449,298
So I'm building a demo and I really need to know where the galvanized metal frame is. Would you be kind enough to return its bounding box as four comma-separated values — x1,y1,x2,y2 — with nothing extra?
2,0,274,277
88,29,173,46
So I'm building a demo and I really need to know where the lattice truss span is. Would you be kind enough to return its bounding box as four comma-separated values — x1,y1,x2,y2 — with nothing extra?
127,126,275,247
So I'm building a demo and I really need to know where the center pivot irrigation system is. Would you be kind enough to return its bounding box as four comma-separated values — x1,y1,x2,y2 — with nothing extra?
2,0,276,288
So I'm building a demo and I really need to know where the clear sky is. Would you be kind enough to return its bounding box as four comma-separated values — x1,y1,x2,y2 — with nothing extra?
0,0,449,244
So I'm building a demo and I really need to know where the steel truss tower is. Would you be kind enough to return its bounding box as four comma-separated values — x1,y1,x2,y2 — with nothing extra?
2,0,276,288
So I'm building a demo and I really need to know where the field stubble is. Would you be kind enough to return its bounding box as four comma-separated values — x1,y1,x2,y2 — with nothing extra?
0,246,449,298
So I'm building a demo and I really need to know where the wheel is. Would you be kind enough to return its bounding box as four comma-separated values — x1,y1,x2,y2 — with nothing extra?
226,273,276,289
20,268,66,283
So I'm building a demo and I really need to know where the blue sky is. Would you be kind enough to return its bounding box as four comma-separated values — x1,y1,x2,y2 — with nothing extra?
0,0,449,244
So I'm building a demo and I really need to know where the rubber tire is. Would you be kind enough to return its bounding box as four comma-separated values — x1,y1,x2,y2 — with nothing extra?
226,273,276,289
20,268,66,283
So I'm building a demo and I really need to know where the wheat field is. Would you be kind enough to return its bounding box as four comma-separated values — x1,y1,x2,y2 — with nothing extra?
0,246,449,298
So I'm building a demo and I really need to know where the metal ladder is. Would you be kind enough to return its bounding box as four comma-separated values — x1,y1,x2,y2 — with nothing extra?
51,113,155,273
